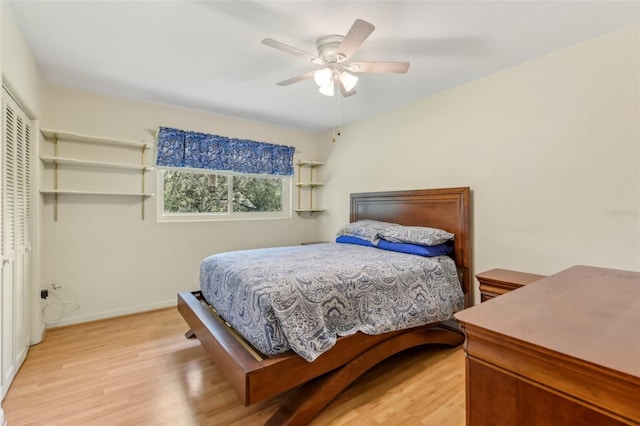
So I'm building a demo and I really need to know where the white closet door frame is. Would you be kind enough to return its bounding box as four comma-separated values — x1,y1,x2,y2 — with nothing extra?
14,97,30,375
1,87,32,399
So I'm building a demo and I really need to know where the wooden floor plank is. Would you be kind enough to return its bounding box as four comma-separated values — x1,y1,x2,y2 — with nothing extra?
3,308,465,425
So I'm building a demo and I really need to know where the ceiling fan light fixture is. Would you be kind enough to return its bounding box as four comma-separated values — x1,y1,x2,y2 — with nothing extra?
318,80,335,96
339,71,358,92
314,68,333,87
264,19,408,98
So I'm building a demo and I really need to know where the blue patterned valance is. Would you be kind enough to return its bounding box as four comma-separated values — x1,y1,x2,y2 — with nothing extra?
156,127,295,176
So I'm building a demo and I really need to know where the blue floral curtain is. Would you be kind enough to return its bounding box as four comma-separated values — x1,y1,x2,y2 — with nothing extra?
156,126,295,176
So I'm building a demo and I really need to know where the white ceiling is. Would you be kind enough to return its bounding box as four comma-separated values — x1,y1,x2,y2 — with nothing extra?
7,1,639,132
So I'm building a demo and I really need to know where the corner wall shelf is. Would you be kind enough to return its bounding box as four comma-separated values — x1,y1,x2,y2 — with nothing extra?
295,182,325,188
40,128,153,220
295,161,325,215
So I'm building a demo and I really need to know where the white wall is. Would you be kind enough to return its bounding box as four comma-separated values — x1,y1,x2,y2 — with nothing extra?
0,3,47,119
41,86,322,325
317,24,640,303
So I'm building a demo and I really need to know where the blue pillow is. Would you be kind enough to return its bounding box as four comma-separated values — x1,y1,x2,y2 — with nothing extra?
335,235,375,247
337,235,452,257
376,239,453,257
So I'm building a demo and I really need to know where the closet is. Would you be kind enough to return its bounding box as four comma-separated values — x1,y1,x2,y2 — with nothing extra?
1,87,33,399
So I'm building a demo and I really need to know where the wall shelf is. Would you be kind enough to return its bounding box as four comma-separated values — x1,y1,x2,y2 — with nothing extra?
297,161,325,167
41,129,151,149
40,156,153,171
40,190,154,197
40,129,153,220
295,182,325,188
295,161,324,215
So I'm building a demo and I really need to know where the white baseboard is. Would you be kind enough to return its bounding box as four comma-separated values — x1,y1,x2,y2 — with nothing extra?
46,299,176,328
31,322,46,345
0,407,5,426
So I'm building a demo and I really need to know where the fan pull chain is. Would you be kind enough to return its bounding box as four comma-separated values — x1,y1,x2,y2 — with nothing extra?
332,84,342,142
332,85,337,142
337,88,342,139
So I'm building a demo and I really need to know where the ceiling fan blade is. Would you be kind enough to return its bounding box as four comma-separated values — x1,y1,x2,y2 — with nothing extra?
262,38,319,62
349,61,410,74
276,71,315,86
338,19,375,60
338,79,356,97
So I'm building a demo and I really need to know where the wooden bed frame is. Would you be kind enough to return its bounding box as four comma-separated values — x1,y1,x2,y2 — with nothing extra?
178,187,471,425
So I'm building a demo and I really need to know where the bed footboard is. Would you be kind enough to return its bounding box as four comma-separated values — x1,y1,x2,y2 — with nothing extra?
178,290,464,424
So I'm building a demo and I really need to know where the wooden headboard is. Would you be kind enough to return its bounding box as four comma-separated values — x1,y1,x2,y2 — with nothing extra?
350,187,471,298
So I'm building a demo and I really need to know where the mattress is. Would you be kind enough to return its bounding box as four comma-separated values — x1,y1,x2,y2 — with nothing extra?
200,242,464,362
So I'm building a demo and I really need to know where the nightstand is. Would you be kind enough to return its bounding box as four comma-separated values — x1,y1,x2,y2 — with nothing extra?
476,268,546,302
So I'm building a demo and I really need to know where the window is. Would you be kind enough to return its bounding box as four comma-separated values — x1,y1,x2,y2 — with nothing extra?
155,126,295,221
157,169,291,221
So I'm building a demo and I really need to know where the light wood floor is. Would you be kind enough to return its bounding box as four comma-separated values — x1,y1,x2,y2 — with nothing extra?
2,308,466,425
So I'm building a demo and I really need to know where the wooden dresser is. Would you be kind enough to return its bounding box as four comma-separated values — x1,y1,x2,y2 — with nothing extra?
476,268,546,302
455,266,640,425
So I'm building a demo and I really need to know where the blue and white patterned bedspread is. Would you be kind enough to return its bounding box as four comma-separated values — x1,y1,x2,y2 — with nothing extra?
200,243,464,362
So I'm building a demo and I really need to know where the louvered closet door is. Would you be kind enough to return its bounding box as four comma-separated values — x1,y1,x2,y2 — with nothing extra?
1,88,32,399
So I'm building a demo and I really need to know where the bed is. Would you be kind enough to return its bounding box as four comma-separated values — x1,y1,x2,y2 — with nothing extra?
178,187,471,425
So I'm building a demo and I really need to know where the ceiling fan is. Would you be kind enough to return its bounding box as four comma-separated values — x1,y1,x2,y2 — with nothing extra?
262,19,410,97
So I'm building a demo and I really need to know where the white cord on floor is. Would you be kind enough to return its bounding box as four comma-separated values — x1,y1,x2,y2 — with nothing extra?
42,286,80,326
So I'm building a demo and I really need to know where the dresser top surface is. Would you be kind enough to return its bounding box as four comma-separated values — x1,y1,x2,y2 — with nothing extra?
456,265,640,378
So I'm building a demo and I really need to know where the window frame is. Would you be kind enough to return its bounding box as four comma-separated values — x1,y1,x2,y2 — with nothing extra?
156,168,292,222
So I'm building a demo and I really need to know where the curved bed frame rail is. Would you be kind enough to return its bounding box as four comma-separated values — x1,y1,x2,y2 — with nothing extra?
266,325,464,426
